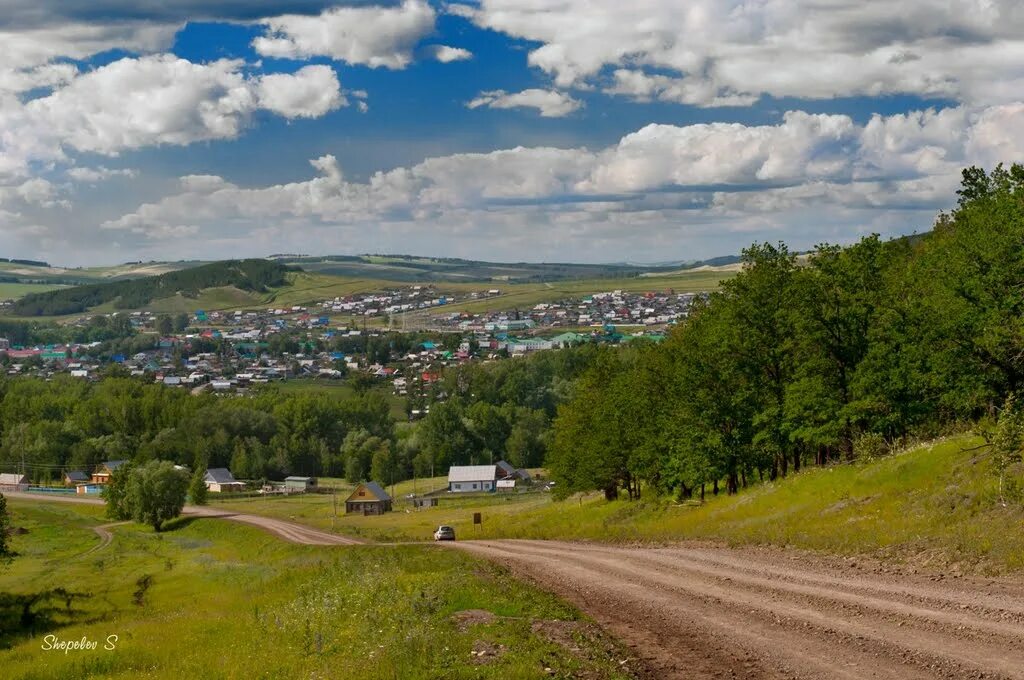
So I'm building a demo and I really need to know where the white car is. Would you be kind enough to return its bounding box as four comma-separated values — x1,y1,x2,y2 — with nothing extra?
433,525,456,541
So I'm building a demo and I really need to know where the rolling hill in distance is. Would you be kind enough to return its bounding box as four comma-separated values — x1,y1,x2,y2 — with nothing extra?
0,253,741,318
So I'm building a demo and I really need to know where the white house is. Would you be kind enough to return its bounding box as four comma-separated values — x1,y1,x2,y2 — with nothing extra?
0,472,29,491
204,468,245,493
447,465,499,493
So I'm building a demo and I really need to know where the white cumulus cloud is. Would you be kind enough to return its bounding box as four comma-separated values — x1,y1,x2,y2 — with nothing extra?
427,45,473,63
467,89,582,117
256,65,345,119
89,101,1024,261
253,0,436,68
451,0,1024,107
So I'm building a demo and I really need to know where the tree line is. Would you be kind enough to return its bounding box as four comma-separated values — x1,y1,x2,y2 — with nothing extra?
549,164,1024,500
0,377,394,483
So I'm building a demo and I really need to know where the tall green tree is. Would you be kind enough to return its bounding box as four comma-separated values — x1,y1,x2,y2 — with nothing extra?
124,461,189,532
188,461,208,506
102,462,134,521
787,236,889,461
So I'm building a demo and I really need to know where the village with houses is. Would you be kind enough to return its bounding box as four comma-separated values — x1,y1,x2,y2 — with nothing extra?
0,457,540,525
0,283,691,402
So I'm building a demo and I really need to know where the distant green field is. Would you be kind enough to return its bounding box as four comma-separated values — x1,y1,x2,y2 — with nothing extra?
0,501,633,680
0,282,68,299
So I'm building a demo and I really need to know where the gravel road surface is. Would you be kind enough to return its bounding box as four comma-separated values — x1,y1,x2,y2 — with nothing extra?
455,539,1024,679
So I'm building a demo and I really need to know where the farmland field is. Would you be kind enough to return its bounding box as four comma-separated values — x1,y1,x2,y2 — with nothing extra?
0,500,636,680
0,282,69,300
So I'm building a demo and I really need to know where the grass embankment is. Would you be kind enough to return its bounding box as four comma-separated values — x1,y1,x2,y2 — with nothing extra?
0,502,633,679
226,436,1024,573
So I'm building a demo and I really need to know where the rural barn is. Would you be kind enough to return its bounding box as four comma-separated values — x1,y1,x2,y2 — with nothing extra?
345,482,393,515
91,460,126,484
284,476,317,492
204,468,245,493
447,465,498,493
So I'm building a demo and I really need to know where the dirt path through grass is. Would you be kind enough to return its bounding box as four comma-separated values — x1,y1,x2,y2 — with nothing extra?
81,521,130,556
3,492,363,545
454,539,1024,680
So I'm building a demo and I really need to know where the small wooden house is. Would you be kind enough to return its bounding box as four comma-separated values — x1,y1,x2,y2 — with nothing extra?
63,471,89,487
91,460,126,484
345,482,392,516
204,468,245,493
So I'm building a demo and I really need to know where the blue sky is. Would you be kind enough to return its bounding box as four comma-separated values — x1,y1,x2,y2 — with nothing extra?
0,1,1022,265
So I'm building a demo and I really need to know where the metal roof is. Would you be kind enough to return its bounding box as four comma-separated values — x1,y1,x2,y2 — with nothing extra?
204,468,238,484
447,465,498,483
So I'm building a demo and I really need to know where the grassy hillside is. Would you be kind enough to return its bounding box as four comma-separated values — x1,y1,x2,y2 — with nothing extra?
225,436,1024,574
0,282,69,300
0,501,635,679
0,260,204,285
279,254,695,283
10,260,293,316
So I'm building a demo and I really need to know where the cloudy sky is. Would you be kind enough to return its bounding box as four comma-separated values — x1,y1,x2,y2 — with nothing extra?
0,1,1021,265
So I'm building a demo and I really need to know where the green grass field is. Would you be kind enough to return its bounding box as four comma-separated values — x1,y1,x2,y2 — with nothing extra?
219,436,1024,574
0,283,69,300
0,501,634,679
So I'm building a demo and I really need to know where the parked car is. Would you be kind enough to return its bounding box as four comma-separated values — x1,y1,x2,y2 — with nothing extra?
433,525,456,541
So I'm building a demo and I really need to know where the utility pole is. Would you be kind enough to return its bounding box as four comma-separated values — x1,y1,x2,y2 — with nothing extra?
332,487,338,531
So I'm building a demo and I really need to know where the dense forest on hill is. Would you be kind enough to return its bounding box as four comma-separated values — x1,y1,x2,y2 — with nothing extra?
547,164,1024,500
9,259,293,316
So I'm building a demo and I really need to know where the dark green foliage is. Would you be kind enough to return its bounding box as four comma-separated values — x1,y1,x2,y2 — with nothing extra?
188,463,208,506
125,461,188,531
102,462,133,521
0,376,397,485
546,164,1024,500
11,259,294,316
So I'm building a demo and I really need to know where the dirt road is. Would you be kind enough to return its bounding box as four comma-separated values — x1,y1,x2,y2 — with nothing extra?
455,539,1024,680
3,491,362,546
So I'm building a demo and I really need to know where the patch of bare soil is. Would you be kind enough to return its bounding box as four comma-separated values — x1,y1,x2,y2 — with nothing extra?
532,619,651,680
470,639,506,664
451,608,498,631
